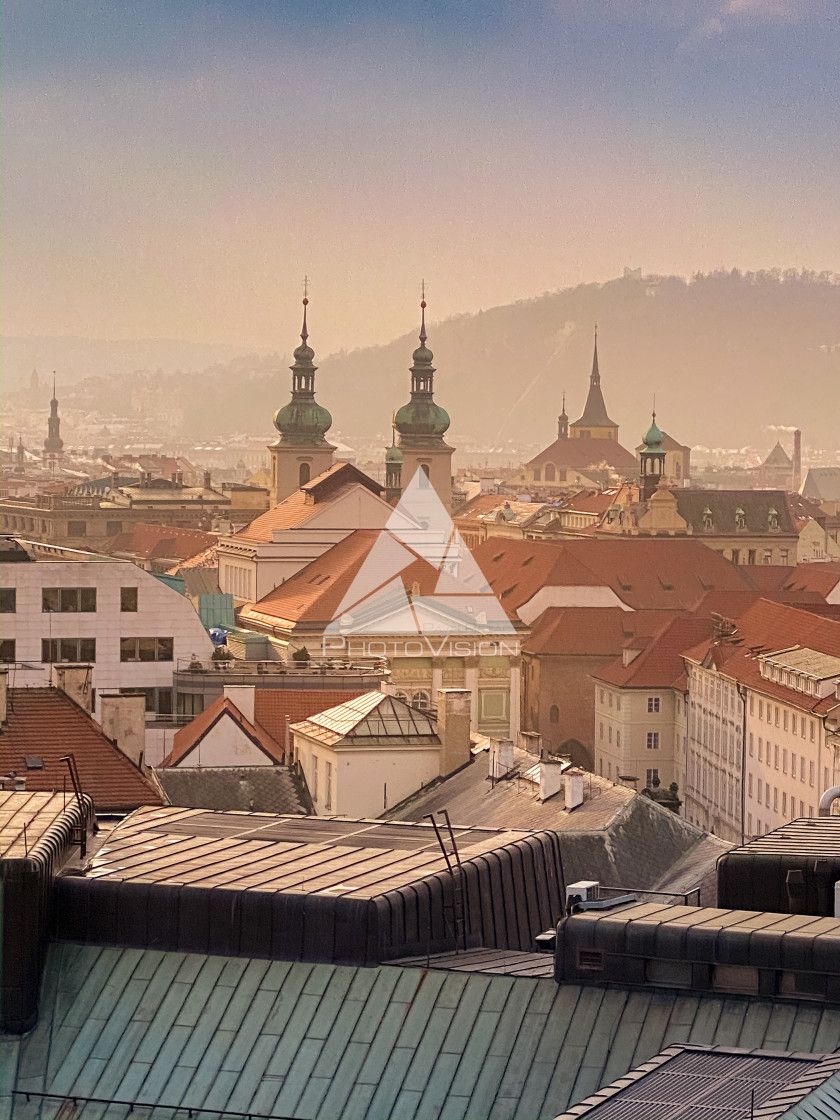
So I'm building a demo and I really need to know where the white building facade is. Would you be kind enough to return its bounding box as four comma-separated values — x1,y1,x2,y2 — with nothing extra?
0,550,212,717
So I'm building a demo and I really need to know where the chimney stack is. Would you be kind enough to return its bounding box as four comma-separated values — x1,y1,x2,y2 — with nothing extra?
0,667,8,725
51,664,93,713
98,691,146,768
223,684,255,724
437,689,472,778
792,429,802,493
203,469,212,490
489,738,515,780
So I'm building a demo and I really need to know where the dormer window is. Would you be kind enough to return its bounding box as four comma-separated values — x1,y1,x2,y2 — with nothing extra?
735,508,746,531
702,508,713,530
768,508,779,530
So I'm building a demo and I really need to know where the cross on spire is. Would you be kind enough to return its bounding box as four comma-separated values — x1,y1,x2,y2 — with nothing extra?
301,276,309,342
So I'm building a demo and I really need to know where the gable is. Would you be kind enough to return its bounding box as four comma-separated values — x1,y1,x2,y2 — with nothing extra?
174,710,276,767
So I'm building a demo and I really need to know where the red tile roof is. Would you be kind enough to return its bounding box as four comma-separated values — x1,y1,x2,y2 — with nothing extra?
233,463,384,543
524,607,678,656
0,688,164,811
682,598,840,714
169,543,219,573
780,562,840,598
110,522,217,561
527,438,637,471
160,696,285,767
254,689,369,744
594,616,716,689
242,528,519,628
472,537,756,614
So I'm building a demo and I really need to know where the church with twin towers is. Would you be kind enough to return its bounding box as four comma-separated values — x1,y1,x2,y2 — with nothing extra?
268,290,455,511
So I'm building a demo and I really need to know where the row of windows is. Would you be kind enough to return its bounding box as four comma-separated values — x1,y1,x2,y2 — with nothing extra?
749,735,817,783
2,518,123,537
2,636,176,664
752,696,817,740
0,587,139,613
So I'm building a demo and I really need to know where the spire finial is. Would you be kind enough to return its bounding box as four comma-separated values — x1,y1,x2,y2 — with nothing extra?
591,327,600,385
652,392,656,422
419,279,427,345
300,276,309,343
52,372,57,400
391,410,397,446
561,390,566,414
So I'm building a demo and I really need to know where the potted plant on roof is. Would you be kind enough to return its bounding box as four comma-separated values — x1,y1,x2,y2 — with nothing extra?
211,647,233,669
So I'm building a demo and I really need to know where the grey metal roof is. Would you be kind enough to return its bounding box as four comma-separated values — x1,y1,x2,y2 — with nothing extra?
7,942,840,1120
388,760,729,904
777,1070,840,1119
83,806,531,898
554,1045,840,1120
156,767,310,817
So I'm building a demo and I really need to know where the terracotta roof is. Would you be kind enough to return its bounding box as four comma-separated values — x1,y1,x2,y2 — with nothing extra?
0,688,164,811
160,696,285,767
594,615,716,688
472,537,756,614
233,463,384,543
452,493,511,524
524,607,677,656
242,528,519,628
253,688,370,743
526,437,637,471
780,561,840,597
562,488,628,515
169,543,219,572
682,598,840,715
110,522,218,561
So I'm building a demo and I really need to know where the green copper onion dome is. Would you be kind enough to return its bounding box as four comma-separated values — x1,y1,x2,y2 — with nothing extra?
394,296,451,442
642,413,665,453
273,296,333,446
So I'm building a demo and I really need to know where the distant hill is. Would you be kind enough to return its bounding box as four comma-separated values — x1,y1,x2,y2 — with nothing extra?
6,271,839,449
0,335,266,390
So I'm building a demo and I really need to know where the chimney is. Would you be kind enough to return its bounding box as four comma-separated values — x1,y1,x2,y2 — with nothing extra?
489,737,515,779
175,469,184,488
224,684,255,724
563,768,585,809
204,469,212,490
51,664,93,713
792,429,802,492
519,731,542,757
437,689,472,777
539,754,566,801
170,472,178,485
98,691,146,768
0,667,8,725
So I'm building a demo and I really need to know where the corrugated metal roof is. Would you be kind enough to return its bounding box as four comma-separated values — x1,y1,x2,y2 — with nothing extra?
777,1071,840,1119
8,942,840,1120
0,790,78,858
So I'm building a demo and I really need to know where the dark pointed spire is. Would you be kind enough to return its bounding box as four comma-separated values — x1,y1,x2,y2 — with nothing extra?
52,372,57,403
591,325,600,386
300,275,309,345
419,279,427,346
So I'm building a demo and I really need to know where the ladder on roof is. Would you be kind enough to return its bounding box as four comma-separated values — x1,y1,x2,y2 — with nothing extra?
426,809,468,952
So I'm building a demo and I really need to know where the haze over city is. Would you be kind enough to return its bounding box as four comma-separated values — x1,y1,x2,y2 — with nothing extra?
3,0,839,355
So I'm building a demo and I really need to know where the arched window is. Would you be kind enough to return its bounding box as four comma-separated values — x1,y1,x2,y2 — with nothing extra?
299,462,311,486
549,704,559,723
412,690,430,710
544,463,556,482
394,690,408,702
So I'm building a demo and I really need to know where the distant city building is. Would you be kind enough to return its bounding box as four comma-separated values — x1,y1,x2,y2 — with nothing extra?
513,330,639,492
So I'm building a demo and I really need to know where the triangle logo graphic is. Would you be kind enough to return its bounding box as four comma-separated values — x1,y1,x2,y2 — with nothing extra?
324,468,517,640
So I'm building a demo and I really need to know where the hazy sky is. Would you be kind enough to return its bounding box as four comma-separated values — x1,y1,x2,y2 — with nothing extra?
3,0,838,354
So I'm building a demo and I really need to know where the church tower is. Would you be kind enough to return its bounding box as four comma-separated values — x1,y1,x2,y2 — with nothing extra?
570,328,619,441
640,411,667,500
393,290,454,511
269,289,335,505
43,374,64,471
557,392,569,440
